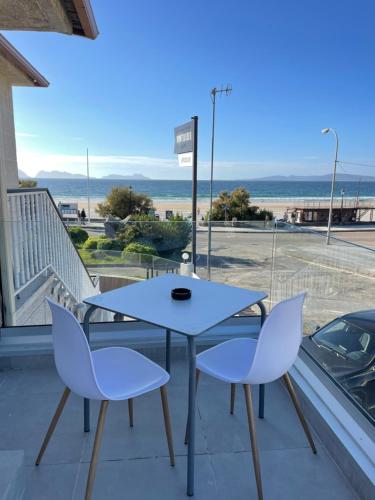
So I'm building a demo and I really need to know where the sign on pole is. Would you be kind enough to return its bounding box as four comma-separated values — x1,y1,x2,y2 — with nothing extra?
174,118,198,271
178,152,193,167
174,121,193,154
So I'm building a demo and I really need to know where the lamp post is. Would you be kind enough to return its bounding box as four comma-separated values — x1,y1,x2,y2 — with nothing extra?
321,128,339,245
340,187,345,224
207,84,232,279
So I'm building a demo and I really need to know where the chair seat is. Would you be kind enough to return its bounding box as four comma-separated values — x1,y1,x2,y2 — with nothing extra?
197,338,257,384
92,347,169,400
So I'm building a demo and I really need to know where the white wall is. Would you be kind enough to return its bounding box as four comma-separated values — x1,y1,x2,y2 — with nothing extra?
0,77,19,325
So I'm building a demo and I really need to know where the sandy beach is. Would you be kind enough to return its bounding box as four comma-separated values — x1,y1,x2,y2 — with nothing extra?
55,197,289,219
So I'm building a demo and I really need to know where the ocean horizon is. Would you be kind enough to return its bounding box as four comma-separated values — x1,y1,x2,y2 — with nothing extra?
33,178,375,202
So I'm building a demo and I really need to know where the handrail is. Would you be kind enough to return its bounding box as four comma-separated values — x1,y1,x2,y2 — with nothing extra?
7,187,95,285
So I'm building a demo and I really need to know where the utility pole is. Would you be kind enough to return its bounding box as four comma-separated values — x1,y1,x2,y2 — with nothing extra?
207,84,232,279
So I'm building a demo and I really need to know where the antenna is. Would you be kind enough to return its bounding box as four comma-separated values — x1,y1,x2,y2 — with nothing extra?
207,83,233,279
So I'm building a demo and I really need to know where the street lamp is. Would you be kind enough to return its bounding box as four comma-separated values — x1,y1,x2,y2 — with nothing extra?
207,84,232,279
321,127,339,245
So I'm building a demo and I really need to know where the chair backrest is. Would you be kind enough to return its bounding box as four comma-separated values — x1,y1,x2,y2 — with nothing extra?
245,293,306,385
46,298,104,400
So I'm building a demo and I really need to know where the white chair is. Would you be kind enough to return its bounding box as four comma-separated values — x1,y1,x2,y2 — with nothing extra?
194,293,316,500
36,298,175,500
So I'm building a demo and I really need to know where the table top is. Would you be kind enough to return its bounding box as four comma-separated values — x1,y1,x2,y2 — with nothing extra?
84,274,267,337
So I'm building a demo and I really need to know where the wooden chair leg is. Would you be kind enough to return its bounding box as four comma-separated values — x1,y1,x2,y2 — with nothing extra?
230,383,236,414
184,368,200,445
243,384,264,500
128,398,134,427
85,400,109,500
160,385,175,466
35,387,71,465
283,373,317,454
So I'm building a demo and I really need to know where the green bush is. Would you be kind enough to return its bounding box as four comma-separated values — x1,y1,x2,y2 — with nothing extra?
68,226,89,245
122,242,158,256
116,215,192,256
83,235,106,250
116,225,140,247
96,238,124,251
19,179,37,188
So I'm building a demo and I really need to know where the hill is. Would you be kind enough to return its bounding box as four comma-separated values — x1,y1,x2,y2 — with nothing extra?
254,173,375,182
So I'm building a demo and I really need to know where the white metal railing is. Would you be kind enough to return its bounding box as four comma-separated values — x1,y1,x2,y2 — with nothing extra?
7,189,98,304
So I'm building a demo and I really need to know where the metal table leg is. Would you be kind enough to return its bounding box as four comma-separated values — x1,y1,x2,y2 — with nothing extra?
187,336,196,496
83,305,98,433
166,329,171,374
257,301,267,419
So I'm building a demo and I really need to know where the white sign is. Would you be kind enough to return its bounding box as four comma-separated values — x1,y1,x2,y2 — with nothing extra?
178,152,193,167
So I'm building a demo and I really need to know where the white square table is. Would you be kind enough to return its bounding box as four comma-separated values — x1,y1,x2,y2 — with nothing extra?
83,274,267,496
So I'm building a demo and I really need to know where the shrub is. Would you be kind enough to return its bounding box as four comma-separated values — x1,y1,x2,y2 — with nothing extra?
116,225,140,247
122,242,158,256
19,179,37,188
68,226,89,246
83,235,106,250
97,238,124,251
117,215,192,256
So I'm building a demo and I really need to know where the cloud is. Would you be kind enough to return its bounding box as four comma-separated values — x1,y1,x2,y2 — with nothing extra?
16,132,39,138
16,148,335,179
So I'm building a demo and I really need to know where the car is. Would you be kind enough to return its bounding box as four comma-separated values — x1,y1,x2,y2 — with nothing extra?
302,310,375,419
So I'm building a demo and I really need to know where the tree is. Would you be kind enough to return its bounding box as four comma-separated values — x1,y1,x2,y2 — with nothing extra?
211,187,273,221
97,187,154,219
19,179,37,188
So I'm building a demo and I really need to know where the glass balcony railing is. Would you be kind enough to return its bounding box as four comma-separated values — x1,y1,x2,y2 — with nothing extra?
2,201,375,423
272,222,375,333
272,222,375,423
2,197,192,326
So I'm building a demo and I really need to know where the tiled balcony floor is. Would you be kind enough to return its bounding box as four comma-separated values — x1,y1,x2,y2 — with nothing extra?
0,357,359,500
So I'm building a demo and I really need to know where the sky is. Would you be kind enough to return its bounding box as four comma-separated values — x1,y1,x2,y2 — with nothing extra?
5,0,375,180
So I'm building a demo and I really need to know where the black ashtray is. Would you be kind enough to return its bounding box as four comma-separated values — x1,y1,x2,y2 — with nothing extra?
171,288,191,300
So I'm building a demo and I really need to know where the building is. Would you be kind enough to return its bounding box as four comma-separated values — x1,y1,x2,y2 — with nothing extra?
0,1,99,327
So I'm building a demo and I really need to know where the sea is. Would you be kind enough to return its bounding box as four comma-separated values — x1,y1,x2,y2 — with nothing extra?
34,178,375,203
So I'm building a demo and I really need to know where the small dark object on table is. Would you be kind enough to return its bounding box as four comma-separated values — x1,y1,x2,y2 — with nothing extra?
171,288,191,300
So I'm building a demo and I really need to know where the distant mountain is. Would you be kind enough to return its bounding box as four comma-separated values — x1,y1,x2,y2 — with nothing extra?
36,170,87,179
101,173,150,180
34,170,151,180
18,169,30,179
254,173,375,182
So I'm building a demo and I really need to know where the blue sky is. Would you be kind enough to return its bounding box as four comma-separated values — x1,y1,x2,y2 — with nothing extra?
5,0,375,179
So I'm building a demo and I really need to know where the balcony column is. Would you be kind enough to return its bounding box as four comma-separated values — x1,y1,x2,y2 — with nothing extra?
0,78,17,326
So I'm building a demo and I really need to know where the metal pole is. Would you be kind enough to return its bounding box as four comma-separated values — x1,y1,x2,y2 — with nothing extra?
187,335,196,496
86,148,91,223
326,129,339,245
83,304,97,432
191,116,198,272
340,188,345,224
257,301,267,419
207,89,216,280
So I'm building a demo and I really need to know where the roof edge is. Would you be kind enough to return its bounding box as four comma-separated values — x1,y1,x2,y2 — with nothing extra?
70,0,99,39
0,35,49,87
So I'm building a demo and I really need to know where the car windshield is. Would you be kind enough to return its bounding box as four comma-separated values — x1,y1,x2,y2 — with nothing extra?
312,319,375,368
